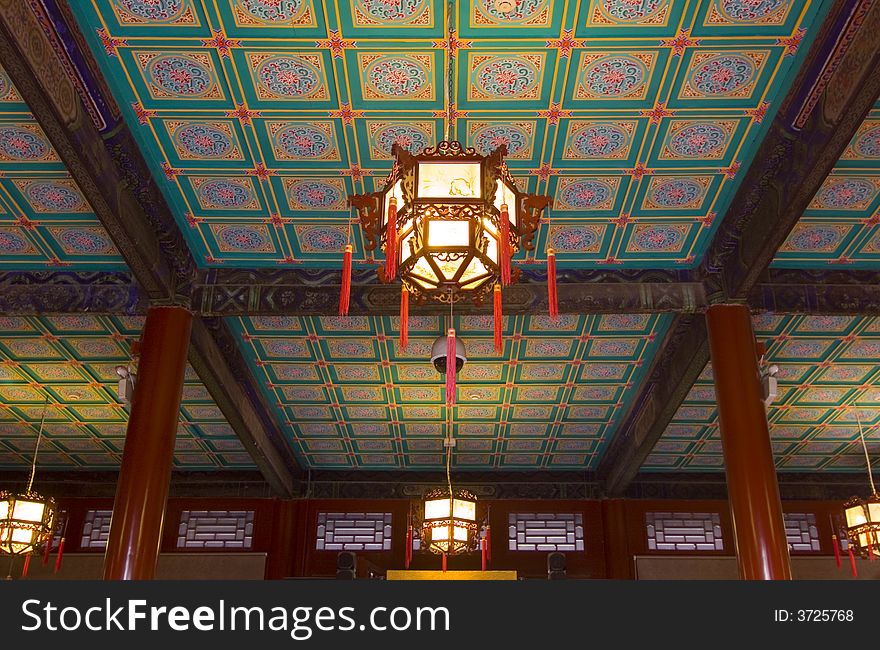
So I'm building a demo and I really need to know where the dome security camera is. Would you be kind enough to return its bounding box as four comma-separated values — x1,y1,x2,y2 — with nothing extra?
430,334,467,375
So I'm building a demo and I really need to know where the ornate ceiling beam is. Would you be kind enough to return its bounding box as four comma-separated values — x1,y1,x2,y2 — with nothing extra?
0,2,299,494
749,268,880,314
598,0,880,497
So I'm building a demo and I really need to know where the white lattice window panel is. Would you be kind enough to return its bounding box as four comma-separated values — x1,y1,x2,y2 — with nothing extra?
81,509,113,549
646,512,724,551
508,513,584,552
176,510,255,549
316,512,392,551
784,512,820,552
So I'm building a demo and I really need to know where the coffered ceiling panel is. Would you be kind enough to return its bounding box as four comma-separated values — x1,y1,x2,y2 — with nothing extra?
643,313,880,472
70,0,829,269
228,312,670,469
0,315,253,470
0,65,125,270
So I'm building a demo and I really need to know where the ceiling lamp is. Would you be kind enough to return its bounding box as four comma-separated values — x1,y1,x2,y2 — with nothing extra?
843,412,879,559
337,0,553,364
420,487,479,557
0,399,56,558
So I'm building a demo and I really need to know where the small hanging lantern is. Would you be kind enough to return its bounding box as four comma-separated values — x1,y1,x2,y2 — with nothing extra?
0,491,56,557
843,494,880,558
419,487,479,556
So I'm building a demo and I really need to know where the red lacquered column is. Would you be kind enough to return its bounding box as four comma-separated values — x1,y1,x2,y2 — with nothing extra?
706,304,792,580
103,306,193,580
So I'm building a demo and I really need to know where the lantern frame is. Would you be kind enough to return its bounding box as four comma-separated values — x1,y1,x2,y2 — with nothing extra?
350,140,548,304
418,487,480,556
0,489,56,557
843,493,880,558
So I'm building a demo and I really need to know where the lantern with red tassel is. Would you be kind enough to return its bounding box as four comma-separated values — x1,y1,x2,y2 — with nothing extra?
399,286,409,351
339,244,352,316
499,204,511,286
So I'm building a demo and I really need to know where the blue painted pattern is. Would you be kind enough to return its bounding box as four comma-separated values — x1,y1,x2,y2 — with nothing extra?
668,123,728,157
472,124,529,156
26,182,83,212
690,54,755,96
149,55,214,97
174,123,233,158
474,57,539,98
288,180,342,209
257,55,321,97
0,126,48,160
366,56,428,98
275,124,332,158
198,179,253,208
650,178,703,207
571,124,628,157
560,180,613,208
374,124,429,154
237,0,306,22
582,56,646,97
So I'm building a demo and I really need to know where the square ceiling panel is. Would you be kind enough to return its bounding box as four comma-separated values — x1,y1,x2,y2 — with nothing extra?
70,1,829,270
0,315,253,470
228,312,671,470
0,65,125,270
642,313,880,473
773,101,880,268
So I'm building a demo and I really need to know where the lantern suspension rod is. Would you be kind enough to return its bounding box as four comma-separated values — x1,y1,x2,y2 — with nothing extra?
855,410,877,496
443,0,456,141
26,396,49,493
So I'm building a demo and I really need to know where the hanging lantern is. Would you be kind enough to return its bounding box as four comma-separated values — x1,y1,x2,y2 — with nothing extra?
419,487,479,555
350,141,548,305
843,494,880,558
0,490,56,556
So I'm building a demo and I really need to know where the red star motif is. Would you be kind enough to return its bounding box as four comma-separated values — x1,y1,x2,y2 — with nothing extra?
316,30,356,59
830,256,854,265
536,102,571,125
675,255,696,264
432,105,468,121
602,256,622,265
661,30,700,56
329,103,363,126
341,165,367,182
247,163,276,179
226,103,262,125
745,102,771,124
640,102,675,124
278,256,301,265
15,216,35,230
160,162,180,181
530,162,555,182
185,213,204,228
265,213,290,227
719,161,741,179
546,30,584,58
131,103,156,125
625,163,652,180
697,212,716,228
432,31,471,54
862,212,880,226
96,29,126,56
201,30,240,58
777,29,806,57
610,213,631,228
47,257,71,267
205,255,223,264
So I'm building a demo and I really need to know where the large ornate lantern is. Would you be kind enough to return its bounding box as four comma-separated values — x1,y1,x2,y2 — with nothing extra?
0,490,55,556
351,141,546,306
419,487,479,556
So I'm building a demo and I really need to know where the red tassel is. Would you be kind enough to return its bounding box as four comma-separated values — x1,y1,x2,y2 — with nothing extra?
832,534,841,569
486,509,491,564
385,198,398,282
21,554,30,578
54,538,65,574
493,284,502,353
405,524,413,569
42,538,50,566
441,552,447,573
445,328,456,407
848,546,858,577
400,286,409,351
499,205,511,286
339,244,352,316
481,537,487,571
547,248,558,320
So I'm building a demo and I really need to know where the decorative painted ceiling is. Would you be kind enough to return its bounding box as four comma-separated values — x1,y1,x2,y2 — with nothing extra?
228,312,669,469
0,315,253,470
0,65,125,270
773,101,880,268
69,0,830,269
642,313,880,473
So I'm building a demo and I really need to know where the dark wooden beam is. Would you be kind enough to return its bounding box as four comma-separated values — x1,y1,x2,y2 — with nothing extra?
749,268,880,314
192,267,705,316
0,2,299,493
598,0,880,496
0,271,146,314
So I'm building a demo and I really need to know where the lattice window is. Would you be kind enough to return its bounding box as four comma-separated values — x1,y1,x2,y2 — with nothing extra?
508,513,584,552
645,512,724,551
176,510,255,549
784,512,820,552
316,512,392,551
80,509,113,549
